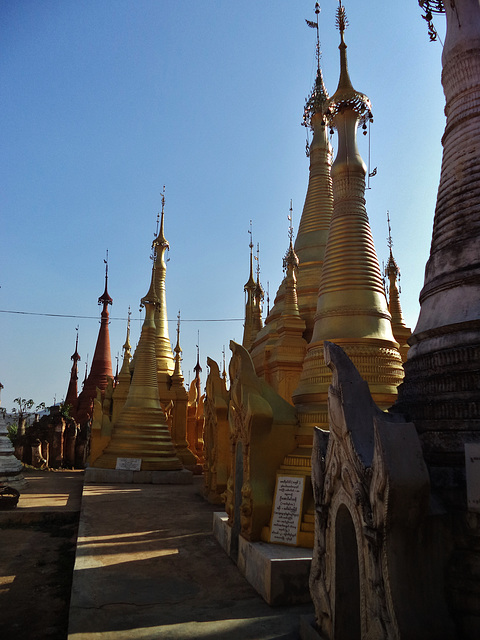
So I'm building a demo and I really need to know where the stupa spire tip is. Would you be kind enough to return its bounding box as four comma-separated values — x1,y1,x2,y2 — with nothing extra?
98,250,113,307
303,2,329,130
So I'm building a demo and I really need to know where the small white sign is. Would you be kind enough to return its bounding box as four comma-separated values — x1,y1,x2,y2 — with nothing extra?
465,444,480,513
270,474,305,546
116,457,142,471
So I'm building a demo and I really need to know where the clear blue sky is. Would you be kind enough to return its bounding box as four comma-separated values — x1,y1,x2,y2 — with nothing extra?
1,1,446,411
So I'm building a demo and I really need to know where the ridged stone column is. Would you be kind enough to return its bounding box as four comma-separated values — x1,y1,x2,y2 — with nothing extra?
397,0,480,468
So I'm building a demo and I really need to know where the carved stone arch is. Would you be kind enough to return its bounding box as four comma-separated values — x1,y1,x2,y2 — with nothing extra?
310,343,456,640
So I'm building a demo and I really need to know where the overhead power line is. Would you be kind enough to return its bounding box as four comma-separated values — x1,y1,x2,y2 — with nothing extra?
0,309,243,323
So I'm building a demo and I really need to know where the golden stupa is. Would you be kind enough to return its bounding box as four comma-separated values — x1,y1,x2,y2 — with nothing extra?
292,6,404,432
385,212,411,363
220,5,407,548
153,189,175,385
250,34,333,383
242,227,264,351
92,242,182,471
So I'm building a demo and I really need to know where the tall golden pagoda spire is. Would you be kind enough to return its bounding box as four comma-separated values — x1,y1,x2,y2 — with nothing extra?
93,248,182,470
153,187,175,381
293,1,334,340
250,2,333,374
384,211,411,363
293,2,404,429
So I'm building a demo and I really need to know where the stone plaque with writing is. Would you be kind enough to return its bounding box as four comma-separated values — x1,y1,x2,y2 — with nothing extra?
115,457,142,471
465,443,480,513
269,474,305,546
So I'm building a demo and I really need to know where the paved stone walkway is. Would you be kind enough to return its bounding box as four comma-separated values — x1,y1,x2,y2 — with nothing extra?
68,476,314,640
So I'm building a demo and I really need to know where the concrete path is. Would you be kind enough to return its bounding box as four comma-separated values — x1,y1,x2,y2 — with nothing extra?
69,476,314,640
0,468,84,523
0,469,84,640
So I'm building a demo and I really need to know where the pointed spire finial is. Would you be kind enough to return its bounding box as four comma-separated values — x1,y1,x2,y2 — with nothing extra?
122,307,132,355
326,1,372,133
288,199,294,244
303,2,329,131
83,355,89,387
174,309,182,355
384,210,400,289
194,330,202,375
305,3,321,70
153,185,169,253
336,1,349,38
387,210,393,253
284,201,299,272
98,250,113,307
245,220,256,289
174,310,182,358
72,325,80,362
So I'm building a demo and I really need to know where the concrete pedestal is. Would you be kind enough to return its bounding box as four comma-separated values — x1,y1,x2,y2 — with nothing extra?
213,512,312,605
85,467,193,484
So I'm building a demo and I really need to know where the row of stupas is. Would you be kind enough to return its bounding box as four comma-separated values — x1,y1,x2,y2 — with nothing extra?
207,0,414,543
63,193,203,474
304,2,480,637
247,5,409,425
217,2,411,546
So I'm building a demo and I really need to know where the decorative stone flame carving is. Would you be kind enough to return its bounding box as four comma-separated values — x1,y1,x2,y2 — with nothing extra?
203,357,230,504
226,341,297,542
310,341,456,639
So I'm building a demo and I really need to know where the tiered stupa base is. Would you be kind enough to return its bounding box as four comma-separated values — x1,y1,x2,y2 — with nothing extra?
92,407,183,471
0,416,27,490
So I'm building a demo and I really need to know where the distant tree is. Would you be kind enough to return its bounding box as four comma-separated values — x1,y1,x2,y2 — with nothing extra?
59,403,72,419
8,398,46,440
11,398,46,417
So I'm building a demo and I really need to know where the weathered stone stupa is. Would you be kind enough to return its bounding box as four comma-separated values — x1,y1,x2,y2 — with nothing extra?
0,411,26,489
76,260,114,425
394,0,480,634
64,329,81,418
397,0,480,471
